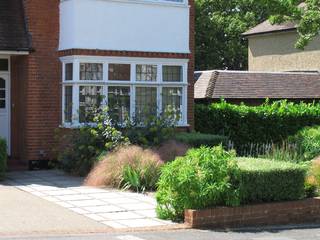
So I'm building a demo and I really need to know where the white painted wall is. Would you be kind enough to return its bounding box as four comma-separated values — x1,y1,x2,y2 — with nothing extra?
59,0,190,53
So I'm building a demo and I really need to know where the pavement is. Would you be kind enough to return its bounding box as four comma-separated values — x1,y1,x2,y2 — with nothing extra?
2,170,175,234
2,227,320,240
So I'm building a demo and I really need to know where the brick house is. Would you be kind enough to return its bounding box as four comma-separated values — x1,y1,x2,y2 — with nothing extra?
0,0,194,167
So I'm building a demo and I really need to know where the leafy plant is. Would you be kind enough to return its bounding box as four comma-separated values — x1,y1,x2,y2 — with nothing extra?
174,132,228,148
55,107,129,176
0,138,7,180
122,109,177,147
290,126,320,161
156,146,240,221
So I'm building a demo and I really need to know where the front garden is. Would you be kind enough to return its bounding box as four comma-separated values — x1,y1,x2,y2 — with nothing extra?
0,100,317,226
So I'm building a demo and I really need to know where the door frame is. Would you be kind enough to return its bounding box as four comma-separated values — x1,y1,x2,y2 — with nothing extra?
0,55,11,155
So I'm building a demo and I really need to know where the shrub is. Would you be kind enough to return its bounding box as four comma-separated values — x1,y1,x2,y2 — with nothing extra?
156,146,240,221
237,158,307,203
55,108,129,176
174,132,228,148
290,126,320,161
155,140,189,162
195,100,320,146
122,110,177,147
0,138,7,180
85,145,163,192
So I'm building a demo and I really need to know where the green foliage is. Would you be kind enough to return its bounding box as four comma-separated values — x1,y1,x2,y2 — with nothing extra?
195,100,320,147
121,157,162,192
123,111,177,147
195,0,273,70
266,0,320,49
56,108,129,176
290,126,320,161
156,146,240,221
174,132,228,148
262,142,302,163
237,158,307,203
0,138,7,180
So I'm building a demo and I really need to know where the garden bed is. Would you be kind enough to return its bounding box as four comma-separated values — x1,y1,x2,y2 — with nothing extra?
185,198,320,229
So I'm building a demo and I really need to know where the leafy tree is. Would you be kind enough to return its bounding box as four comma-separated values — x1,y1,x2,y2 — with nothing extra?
195,0,272,70
266,0,320,49
195,0,320,70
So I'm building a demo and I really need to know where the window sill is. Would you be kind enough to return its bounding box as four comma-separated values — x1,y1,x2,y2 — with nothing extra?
59,123,190,129
99,0,189,8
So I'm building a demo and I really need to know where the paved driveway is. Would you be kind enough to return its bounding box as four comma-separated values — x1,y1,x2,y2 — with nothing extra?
4,170,174,230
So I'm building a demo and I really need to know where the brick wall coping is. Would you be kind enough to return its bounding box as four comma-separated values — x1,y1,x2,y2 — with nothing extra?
185,198,320,229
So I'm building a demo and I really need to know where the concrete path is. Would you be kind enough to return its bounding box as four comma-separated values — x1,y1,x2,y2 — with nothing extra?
0,184,109,236
4,170,174,230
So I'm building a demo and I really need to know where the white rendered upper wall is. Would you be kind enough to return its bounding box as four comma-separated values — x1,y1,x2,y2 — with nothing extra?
59,0,190,53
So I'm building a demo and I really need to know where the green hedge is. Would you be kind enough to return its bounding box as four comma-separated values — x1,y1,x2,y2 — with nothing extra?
174,132,228,147
195,100,320,145
237,158,307,203
0,138,7,180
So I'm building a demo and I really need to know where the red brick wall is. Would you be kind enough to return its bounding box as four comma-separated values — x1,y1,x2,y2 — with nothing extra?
17,0,61,161
185,198,320,228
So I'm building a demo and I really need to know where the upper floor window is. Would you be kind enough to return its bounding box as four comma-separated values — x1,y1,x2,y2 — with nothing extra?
80,63,103,81
0,59,8,71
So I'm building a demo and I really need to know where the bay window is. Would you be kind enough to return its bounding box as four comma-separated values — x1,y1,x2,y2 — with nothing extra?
61,56,188,127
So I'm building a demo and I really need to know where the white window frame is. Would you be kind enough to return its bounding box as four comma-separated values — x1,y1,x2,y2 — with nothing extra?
60,56,189,127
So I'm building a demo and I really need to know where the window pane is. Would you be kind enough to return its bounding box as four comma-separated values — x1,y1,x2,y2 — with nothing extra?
0,78,5,88
79,86,103,123
0,89,5,99
108,86,130,124
65,63,73,81
108,64,130,81
135,87,157,123
162,87,183,122
163,66,182,82
80,63,103,80
0,78,5,109
64,86,73,123
0,59,8,71
136,64,157,82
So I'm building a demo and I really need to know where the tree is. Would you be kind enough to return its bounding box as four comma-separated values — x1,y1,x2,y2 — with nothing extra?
195,0,272,71
266,0,320,49
195,0,320,70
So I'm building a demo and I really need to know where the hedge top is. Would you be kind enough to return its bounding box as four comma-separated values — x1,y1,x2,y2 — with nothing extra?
237,157,306,172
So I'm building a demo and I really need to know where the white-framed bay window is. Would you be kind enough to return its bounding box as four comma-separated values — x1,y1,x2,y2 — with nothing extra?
61,56,189,127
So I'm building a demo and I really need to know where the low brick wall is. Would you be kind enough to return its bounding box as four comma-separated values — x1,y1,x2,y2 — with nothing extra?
185,198,320,228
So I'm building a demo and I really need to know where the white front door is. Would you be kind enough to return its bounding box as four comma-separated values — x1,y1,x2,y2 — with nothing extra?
0,73,10,154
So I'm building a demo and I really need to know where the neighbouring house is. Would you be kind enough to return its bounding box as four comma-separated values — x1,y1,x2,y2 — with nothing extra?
0,0,194,167
194,70,320,105
242,20,320,72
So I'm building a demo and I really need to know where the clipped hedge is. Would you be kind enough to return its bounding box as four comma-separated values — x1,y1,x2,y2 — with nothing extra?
237,158,307,203
195,100,320,145
0,138,7,180
174,132,228,148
